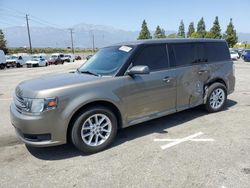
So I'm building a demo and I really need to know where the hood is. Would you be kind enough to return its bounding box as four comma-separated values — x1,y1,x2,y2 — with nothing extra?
6,59,17,63
16,73,101,98
48,58,56,62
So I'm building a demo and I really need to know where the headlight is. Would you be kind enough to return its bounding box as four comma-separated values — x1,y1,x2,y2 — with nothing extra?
22,97,58,114
30,99,45,113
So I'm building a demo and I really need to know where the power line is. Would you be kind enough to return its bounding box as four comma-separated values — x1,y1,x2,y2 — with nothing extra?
0,9,25,19
0,7,26,16
29,18,67,32
1,6,67,30
0,12,24,19
30,15,64,29
0,21,17,27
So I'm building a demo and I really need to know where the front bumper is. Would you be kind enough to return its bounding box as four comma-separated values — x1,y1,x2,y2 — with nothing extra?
26,63,38,68
10,102,67,147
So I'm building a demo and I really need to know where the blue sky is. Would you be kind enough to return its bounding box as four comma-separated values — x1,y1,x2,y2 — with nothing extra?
0,0,249,32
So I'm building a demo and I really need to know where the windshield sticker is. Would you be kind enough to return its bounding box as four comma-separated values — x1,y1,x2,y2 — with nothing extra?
119,46,132,52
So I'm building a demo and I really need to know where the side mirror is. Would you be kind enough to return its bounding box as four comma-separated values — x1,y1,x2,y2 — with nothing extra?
126,65,150,76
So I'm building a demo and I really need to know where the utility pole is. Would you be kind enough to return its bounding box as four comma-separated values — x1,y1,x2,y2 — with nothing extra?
91,31,95,54
69,28,74,54
25,14,32,54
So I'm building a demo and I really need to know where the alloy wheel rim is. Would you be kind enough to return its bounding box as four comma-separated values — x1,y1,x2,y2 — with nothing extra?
209,88,225,110
81,114,112,147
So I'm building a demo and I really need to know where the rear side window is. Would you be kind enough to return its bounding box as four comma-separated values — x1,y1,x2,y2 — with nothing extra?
204,42,230,62
133,45,168,71
172,43,196,66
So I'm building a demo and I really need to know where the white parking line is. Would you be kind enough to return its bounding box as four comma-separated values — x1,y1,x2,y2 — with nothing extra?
0,98,12,101
154,132,214,150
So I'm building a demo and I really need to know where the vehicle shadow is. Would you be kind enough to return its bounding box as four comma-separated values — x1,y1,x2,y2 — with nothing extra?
26,99,237,160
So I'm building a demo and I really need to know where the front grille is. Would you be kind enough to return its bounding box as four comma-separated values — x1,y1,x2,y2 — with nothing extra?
14,95,29,112
15,86,23,97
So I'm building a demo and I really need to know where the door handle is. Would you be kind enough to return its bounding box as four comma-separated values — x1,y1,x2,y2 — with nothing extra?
198,70,208,75
163,76,173,83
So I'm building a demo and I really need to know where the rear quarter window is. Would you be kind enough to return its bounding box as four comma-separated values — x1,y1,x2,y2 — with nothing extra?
204,42,230,62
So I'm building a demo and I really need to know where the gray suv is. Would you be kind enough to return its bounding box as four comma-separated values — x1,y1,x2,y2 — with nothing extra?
10,39,235,153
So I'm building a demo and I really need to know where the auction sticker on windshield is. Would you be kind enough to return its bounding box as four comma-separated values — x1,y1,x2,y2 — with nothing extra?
119,46,132,52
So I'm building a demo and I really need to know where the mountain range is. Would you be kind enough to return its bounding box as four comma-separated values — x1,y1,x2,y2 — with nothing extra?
2,23,250,48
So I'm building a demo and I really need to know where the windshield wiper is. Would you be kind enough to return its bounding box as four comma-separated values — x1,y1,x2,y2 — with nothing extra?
79,70,100,77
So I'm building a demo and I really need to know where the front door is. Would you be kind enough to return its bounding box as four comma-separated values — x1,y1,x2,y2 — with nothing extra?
123,44,177,125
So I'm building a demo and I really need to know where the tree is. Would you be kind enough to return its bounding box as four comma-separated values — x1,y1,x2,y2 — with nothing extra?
190,32,201,38
161,29,166,38
187,22,195,38
204,32,214,38
197,17,206,38
154,25,166,38
0,29,8,54
223,18,238,47
177,20,185,38
167,33,177,38
137,20,152,40
210,16,222,39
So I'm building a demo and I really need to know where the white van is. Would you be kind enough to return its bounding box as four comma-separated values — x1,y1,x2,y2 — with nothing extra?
0,50,6,69
6,54,30,68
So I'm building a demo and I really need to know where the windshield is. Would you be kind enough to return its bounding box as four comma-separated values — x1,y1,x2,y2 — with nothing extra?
78,46,133,76
7,56,18,60
31,58,39,61
51,55,58,59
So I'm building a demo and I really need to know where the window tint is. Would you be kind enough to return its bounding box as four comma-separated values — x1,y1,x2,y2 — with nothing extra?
204,42,230,62
172,43,196,66
133,45,168,71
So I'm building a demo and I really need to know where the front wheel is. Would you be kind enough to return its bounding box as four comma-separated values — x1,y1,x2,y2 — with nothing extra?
71,106,118,153
205,83,227,113
0,64,5,69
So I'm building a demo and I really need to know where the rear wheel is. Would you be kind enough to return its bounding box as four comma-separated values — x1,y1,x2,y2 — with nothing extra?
71,106,117,153
205,83,227,113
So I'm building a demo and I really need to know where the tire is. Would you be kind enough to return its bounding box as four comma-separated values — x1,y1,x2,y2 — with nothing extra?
16,63,21,68
205,82,227,113
45,63,48,66
71,106,118,153
0,64,5,69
